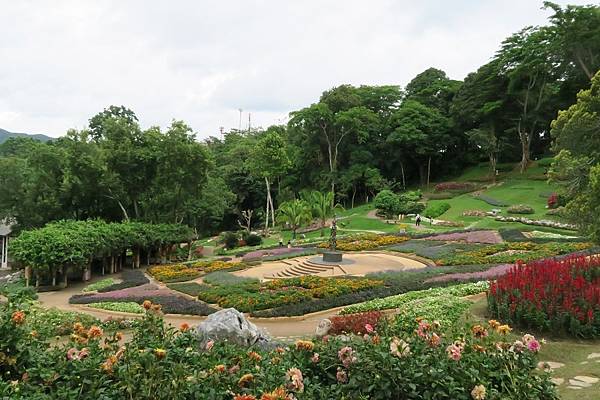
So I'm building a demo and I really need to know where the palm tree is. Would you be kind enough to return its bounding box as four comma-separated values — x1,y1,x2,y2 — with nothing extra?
276,199,312,239
302,191,344,237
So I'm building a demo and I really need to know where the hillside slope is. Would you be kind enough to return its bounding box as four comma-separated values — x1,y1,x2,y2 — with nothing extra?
0,128,52,144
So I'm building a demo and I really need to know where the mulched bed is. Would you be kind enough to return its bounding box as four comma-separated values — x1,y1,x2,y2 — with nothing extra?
422,230,502,244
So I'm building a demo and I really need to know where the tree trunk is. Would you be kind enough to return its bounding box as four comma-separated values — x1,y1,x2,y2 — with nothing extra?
187,241,193,261
400,161,406,190
519,132,531,173
427,157,432,188
63,266,68,287
52,269,56,287
418,164,426,186
351,186,356,210
489,153,497,183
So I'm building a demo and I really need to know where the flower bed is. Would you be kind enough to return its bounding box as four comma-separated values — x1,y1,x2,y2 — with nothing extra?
434,181,476,192
148,260,248,283
392,295,472,334
507,204,535,214
82,278,117,292
317,233,409,251
97,270,149,292
87,302,144,314
425,264,512,283
329,311,383,335
473,194,508,207
241,247,306,261
167,282,209,297
198,276,384,313
494,216,577,230
341,281,489,314
488,255,600,338
436,242,592,266
422,230,502,244
202,271,258,286
0,296,556,400
27,305,100,338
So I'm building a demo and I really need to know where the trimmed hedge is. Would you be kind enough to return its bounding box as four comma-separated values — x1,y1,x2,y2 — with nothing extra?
474,194,508,207
423,202,451,219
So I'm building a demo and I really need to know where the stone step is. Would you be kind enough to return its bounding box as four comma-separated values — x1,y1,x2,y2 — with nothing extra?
296,263,330,273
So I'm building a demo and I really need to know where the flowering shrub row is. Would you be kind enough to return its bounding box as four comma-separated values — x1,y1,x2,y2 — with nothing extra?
507,204,535,214
329,311,383,335
341,281,488,315
488,255,600,338
317,233,409,251
198,276,384,313
0,297,557,399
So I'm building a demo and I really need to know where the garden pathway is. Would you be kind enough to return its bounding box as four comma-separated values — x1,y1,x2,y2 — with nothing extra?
36,276,335,338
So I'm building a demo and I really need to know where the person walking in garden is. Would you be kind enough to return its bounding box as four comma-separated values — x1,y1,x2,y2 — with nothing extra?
415,214,421,227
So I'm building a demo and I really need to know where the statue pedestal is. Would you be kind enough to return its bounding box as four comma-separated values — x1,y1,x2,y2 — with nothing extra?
322,251,343,263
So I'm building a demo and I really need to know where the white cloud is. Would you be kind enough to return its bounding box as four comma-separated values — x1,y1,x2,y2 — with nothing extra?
0,0,593,138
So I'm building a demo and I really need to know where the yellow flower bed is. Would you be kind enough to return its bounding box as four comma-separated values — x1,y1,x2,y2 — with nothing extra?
318,234,410,251
148,260,248,282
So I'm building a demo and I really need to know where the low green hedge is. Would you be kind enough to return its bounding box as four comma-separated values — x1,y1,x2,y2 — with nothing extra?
82,278,117,292
87,302,144,314
167,282,210,297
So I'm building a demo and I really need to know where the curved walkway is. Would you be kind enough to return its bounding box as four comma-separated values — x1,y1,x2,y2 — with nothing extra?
36,274,338,338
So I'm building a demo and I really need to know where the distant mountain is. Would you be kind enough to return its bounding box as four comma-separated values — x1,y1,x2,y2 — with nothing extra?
0,128,53,144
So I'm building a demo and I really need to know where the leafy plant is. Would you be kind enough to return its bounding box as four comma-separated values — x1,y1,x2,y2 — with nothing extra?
423,202,450,219
87,301,144,314
82,278,117,292
507,204,535,214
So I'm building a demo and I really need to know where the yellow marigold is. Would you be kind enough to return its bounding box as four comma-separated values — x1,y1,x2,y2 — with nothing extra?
497,325,511,335
73,322,85,334
30,330,38,338
87,326,104,339
11,311,25,325
270,356,281,365
142,300,152,310
115,332,124,341
154,348,166,359
471,384,486,400
238,373,254,388
247,351,262,362
294,340,314,352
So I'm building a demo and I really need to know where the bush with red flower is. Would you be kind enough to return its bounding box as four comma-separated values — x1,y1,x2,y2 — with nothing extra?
488,255,600,338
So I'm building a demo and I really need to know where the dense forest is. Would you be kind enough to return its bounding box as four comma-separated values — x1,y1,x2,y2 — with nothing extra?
1,2,599,236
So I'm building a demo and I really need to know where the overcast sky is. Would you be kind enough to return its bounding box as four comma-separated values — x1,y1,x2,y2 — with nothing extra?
0,1,595,139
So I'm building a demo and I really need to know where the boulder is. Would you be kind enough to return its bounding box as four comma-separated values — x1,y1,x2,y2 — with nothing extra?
195,308,274,350
315,318,332,338
0,270,23,285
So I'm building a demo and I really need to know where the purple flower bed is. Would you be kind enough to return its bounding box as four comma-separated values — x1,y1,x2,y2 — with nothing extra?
69,283,217,315
242,247,305,261
425,264,512,283
423,230,502,244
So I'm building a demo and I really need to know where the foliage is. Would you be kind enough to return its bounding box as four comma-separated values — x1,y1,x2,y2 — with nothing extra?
276,199,313,239
0,295,558,399
434,182,476,192
166,282,209,297
423,202,450,219
244,233,263,247
329,311,384,335
489,255,600,338
301,191,344,236
221,231,240,249
507,204,535,214
26,305,100,338
473,194,508,207
392,295,472,334
83,278,117,292
87,302,144,314
202,271,258,286
341,281,489,314
198,276,384,313
148,260,248,283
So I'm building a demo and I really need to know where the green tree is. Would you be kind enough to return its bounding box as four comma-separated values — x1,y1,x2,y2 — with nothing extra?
276,199,312,239
301,191,343,236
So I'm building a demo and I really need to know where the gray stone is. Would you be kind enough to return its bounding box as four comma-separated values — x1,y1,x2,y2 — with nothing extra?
567,386,583,390
568,379,592,388
0,270,23,285
195,308,274,350
550,378,564,386
322,251,343,263
587,352,600,359
315,318,332,338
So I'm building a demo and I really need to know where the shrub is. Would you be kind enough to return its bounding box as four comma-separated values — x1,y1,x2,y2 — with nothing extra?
474,194,508,207
244,233,262,246
507,204,535,214
547,193,558,209
498,228,528,242
87,302,144,314
374,189,399,218
27,305,99,338
97,270,149,292
488,255,600,338
221,231,239,249
147,264,201,283
423,202,450,219
434,182,475,192
329,311,384,335
82,278,117,292
392,295,472,334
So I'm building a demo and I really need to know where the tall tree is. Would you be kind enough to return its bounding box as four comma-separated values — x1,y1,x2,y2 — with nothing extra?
301,191,343,236
276,199,312,239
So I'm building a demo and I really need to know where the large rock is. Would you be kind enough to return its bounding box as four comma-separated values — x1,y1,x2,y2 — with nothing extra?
315,318,332,338
195,308,274,350
0,270,23,285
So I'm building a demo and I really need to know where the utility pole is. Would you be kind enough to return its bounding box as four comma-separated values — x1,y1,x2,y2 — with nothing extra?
238,109,243,131
219,126,224,140
248,113,251,132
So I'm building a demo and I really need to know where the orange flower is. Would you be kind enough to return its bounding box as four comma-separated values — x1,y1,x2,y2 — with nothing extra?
73,322,85,334
471,325,488,339
234,395,257,400
87,326,104,339
270,356,281,365
214,364,226,373
154,348,166,359
115,332,124,341
472,344,486,353
30,330,38,338
260,386,290,400
11,311,25,325
238,373,254,388
180,323,190,332
294,340,314,352
497,325,512,335
488,319,500,329
151,304,162,313
372,335,381,345
247,351,262,362
142,300,152,310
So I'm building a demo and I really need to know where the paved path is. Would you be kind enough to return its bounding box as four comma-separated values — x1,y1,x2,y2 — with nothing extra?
36,274,336,338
